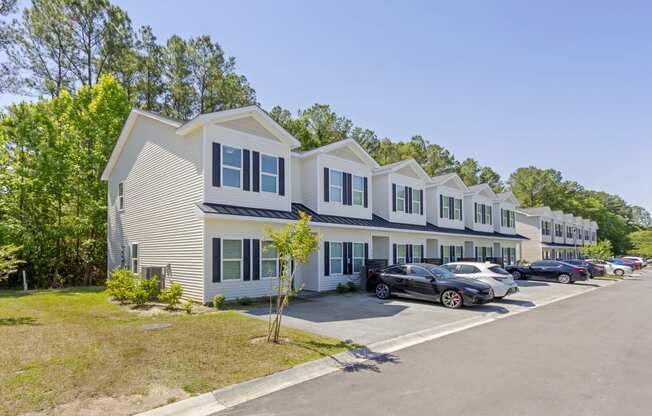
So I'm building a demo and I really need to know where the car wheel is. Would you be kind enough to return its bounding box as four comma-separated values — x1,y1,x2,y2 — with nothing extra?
587,272,593,279
375,282,391,300
614,269,624,276
557,273,571,284
441,290,463,309
512,271,522,280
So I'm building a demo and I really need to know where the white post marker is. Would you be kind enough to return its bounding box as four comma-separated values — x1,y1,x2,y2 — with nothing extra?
22,270,27,291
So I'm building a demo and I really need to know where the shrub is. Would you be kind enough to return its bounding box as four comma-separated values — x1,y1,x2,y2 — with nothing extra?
336,283,348,294
130,277,159,306
107,268,137,303
346,281,357,292
159,282,183,310
213,294,225,310
236,296,252,306
183,299,193,314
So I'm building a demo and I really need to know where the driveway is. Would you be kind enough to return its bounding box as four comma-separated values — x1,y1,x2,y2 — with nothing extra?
242,277,615,345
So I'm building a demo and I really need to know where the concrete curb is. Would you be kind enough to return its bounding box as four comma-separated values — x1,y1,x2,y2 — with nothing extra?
136,279,621,416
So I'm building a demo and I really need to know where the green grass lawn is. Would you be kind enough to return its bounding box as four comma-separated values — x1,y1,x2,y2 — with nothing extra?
0,287,351,415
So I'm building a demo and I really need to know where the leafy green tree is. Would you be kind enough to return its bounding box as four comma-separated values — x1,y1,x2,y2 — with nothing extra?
456,158,480,186
581,240,613,260
479,166,504,193
265,212,319,343
628,230,652,257
0,245,24,281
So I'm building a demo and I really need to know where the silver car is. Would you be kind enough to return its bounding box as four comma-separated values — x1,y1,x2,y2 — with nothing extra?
443,262,519,299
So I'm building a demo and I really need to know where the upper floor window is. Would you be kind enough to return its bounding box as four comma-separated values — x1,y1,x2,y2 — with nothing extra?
329,170,343,203
541,221,551,236
567,226,573,238
475,203,492,224
261,154,278,193
118,182,124,210
484,206,492,224
411,189,421,214
396,186,406,212
453,199,462,220
555,224,563,237
352,175,364,206
442,196,450,218
502,209,515,227
223,146,242,188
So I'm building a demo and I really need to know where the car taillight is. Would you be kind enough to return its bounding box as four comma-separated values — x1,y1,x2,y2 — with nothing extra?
367,270,374,278
573,268,584,273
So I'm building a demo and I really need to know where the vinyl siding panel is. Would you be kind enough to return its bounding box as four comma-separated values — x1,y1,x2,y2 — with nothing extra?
107,116,204,301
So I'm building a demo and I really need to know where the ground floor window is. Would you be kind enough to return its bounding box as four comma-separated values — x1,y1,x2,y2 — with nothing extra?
502,247,516,265
261,240,278,279
413,245,423,262
130,243,138,273
353,243,365,273
330,242,343,275
475,246,492,262
442,245,463,263
223,239,242,280
397,244,407,264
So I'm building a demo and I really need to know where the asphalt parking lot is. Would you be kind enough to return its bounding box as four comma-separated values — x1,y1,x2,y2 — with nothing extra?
243,277,617,345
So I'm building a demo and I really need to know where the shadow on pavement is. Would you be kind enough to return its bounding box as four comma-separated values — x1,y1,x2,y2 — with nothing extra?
516,280,550,287
495,298,536,308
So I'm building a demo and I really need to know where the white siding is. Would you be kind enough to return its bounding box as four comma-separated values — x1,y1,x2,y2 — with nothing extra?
430,185,465,229
290,154,303,204
316,227,372,291
317,154,373,219
372,173,390,220
107,116,204,301
300,156,319,211
387,172,427,226
464,193,495,233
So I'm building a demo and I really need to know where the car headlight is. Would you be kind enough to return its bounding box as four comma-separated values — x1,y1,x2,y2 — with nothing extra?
465,288,479,294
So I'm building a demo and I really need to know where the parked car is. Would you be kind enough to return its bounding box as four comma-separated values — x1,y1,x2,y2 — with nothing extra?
614,258,640,270
505,260,589,284
442,262,519,299
597,260,633,276
564,259,605,278
367,263,494,309
621,256,646,268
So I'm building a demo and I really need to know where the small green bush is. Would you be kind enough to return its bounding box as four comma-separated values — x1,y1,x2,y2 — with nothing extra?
346,281,357,292
107,268,136,303
236,297,252,306
336,283,348,294
213,294,225,310
130,277,159,306
159,282,183,310
183,299,193,314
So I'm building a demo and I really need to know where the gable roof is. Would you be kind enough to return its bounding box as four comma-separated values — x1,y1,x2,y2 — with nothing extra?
101,106,301,181
497,191,519,206
428,173,469,192
373,159,430,182
466,183,497,200
293,138,380,169
519,206,553,218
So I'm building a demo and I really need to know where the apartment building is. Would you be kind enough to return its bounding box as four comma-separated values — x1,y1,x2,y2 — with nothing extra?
515,207,598,262
102,106,528,302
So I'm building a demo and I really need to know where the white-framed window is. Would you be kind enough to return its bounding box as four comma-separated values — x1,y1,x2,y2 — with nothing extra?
412,189,421,214
261,154,278,193
567,226,573,238
353,242,365,273
222,239,242,280
396,186,406,212
475,204,482,223
454,199,462,220
261,240,278,279
222,146,242,188
329,170,343,203
487,247,493,258
130,243,139,273
542,221,551,236
413,245,423,262
484,205,492,225
442,246,451,263
352,175,364,206
454,246,463,261
329,242,343,275
397,244,407,264
118,182,125,210
442,196,450,218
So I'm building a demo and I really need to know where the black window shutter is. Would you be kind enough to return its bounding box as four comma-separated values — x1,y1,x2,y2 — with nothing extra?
440,245,444,261
406,187,412,213
345,173,352,206
242,149,250,191
407,245,412,263
363,177,368,208
346,242,353,274
252,239,260,280
392,184,397,212
212,143,221,187
324,168,330,202
252,151,260,192
501,209,504,227
342,243,348,274
324,241,330,276
474,203,478,222
481,204,486,224
459,199,463,221
212,238,221,282
419,190,424,215
440,195,443,218
475,246,478,260
364,243,369,261
243,239,251,281
449,196,454,220
278,157,285,196
451,245,456,261
420,245,424,260
392,243,397,264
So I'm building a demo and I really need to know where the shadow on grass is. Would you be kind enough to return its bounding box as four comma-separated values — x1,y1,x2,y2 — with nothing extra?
0,316,39,326
293,339,400,373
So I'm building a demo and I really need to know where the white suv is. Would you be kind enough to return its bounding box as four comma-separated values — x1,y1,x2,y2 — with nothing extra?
443,262,519,299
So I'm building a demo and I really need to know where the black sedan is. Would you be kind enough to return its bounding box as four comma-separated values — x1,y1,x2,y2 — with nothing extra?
366,263,494,309
505,260,589,284
564,259,605,278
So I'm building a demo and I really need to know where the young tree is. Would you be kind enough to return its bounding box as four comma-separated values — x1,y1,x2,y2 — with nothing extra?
0,245,24,281
581,240,613,261
264,212,319,343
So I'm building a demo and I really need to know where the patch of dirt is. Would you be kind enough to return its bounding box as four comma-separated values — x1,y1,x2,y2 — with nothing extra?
250,335,290,345
110,299,214,316
21,384,189,416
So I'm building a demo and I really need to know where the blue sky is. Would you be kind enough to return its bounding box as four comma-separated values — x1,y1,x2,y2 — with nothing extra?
3,1,651,212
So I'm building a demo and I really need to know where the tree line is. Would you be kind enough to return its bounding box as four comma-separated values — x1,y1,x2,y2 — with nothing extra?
1,0,649,287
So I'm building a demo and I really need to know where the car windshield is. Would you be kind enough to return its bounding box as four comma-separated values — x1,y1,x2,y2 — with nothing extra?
488,266,510,275
429,266,455,279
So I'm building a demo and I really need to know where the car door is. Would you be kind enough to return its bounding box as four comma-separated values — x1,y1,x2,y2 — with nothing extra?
382,266,408,293
405,265,437,299
529,261,554,280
